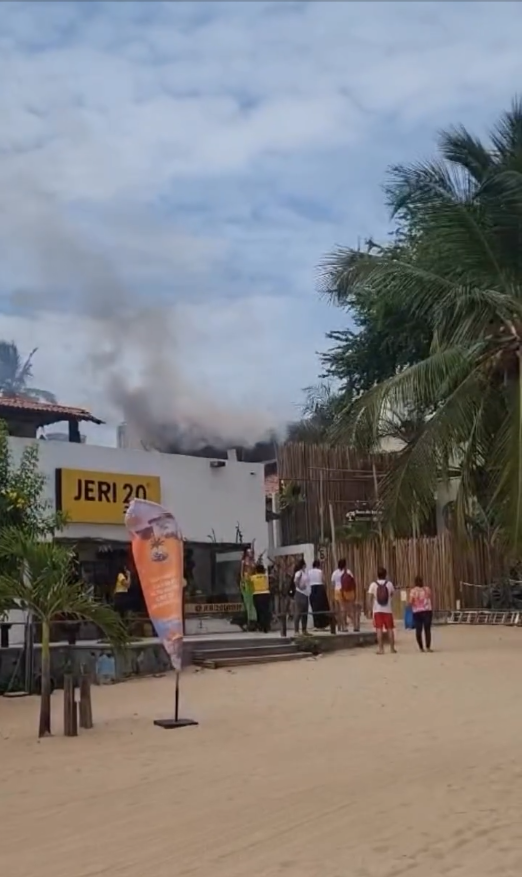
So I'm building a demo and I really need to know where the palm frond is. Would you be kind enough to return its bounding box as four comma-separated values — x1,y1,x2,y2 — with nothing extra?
0,529,128,648
319,246,379,307
490,97,522,160
17,348,37,384
0,342,38,395
22,387,58,403
439,125,495,184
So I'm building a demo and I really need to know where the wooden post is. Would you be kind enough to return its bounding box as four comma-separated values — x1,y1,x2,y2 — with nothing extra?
329,502,338,635
319,469,325,544
329,502,337,564
63,674,78,737
79,673,93,729
372,462,383,540
280,599,287,638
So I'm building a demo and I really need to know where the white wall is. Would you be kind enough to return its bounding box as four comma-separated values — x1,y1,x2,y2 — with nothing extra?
435,478,460,535
8,437,267,551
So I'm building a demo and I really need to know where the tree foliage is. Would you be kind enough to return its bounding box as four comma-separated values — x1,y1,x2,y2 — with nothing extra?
0,530,128,736
0,420,65,540
0,419,66,617
0,340,56,402
292,233,432,443
287,383,349,442
326,97,522,553
320,235,432,397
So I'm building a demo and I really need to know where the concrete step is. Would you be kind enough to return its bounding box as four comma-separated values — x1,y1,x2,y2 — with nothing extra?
193,643,298,662
192,637,285,653
199,652,311,669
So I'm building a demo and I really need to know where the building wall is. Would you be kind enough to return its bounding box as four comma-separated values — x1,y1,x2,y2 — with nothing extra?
8,437,267,550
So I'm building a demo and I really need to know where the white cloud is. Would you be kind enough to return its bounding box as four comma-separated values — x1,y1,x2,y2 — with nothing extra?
1,0,522,443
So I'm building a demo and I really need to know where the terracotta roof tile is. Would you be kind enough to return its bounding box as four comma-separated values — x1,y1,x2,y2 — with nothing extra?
0,395,104,424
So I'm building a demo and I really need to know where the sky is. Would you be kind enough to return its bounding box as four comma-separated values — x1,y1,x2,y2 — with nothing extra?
1,0,522,445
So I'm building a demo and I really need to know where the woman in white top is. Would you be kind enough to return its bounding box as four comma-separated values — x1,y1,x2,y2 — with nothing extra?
293,559,310,635
308,560,330,629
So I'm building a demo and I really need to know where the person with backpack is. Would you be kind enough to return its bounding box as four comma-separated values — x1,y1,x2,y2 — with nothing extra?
368,567,396,654
342,565,360,633
331,558,356,632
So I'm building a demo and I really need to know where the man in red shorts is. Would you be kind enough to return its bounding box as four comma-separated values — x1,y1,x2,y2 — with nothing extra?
368,567,396,655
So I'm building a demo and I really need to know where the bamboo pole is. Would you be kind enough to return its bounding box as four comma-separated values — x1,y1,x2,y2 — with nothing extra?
319,469,325,544
329,502,337,565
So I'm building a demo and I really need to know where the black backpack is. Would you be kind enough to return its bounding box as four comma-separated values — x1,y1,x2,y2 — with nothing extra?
376,581,389,607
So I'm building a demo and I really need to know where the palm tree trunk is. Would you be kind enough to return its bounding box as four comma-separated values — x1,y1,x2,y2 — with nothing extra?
38,619,52,738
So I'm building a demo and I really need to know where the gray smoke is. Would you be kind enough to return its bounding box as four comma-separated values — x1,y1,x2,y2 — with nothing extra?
0,179,282,450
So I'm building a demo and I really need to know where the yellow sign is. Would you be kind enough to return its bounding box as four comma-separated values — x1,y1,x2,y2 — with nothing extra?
56,468,161,525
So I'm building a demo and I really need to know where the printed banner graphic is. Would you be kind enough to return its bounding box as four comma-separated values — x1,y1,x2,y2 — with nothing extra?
125,498,184,671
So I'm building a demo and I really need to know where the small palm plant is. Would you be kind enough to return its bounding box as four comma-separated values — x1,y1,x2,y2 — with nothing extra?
0,341,57,402
0,529,128,738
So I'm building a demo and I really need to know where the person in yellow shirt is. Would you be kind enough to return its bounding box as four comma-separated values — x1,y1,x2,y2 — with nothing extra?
250,562,271,633
113,566,131,618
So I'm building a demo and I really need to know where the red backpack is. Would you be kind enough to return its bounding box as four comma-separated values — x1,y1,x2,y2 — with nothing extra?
341,569,356,601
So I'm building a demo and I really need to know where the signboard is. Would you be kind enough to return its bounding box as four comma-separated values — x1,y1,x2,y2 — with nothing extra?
185,602,244,616
56,468,161,525
125,498,184,671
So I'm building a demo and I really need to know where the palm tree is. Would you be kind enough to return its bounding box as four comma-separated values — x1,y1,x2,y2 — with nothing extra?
0,341,57,402
0,529,128,737
287,383,349,443
325,98,522,553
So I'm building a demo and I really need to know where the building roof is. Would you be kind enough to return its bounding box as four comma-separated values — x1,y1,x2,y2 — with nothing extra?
0,395,104,426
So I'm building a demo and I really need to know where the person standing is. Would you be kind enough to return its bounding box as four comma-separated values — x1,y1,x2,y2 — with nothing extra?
113,566,131,619
331,558,353,632
341,565,359,633
367,567,396,655
293,559,310,635
409,575,433,652
240,547,257,631
250,562,272,633
308,560,330,629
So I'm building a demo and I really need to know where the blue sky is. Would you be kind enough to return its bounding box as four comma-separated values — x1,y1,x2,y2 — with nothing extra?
1,0,522,445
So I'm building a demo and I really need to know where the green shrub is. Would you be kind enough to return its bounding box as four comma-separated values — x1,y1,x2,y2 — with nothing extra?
294,634,322,655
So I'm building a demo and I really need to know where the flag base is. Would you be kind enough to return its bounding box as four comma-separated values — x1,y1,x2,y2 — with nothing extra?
153,718,199,729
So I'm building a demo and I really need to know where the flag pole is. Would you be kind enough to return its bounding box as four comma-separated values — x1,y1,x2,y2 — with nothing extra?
125,498,198,731
154,669,198,729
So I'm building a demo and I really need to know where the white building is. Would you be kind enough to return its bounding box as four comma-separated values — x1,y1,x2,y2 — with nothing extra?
8,437,267,549
42,431,86,443
7,436,268,639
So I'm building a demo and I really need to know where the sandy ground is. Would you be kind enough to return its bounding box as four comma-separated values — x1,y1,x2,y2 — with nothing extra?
2,627,522,877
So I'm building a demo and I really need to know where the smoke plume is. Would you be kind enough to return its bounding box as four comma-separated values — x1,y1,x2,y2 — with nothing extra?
1,180,283,451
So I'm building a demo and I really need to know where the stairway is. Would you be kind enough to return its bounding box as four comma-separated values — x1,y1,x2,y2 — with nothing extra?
192,639,311,669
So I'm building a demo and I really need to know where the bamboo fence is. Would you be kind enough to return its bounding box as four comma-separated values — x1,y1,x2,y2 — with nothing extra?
322,534,504,615
277,441,390,545
276,442,506,613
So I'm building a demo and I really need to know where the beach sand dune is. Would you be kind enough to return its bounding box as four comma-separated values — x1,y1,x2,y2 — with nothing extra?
2,627,522,877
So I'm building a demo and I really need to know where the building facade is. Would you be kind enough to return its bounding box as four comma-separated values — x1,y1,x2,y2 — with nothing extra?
9,437,267,548
6,437,268,641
